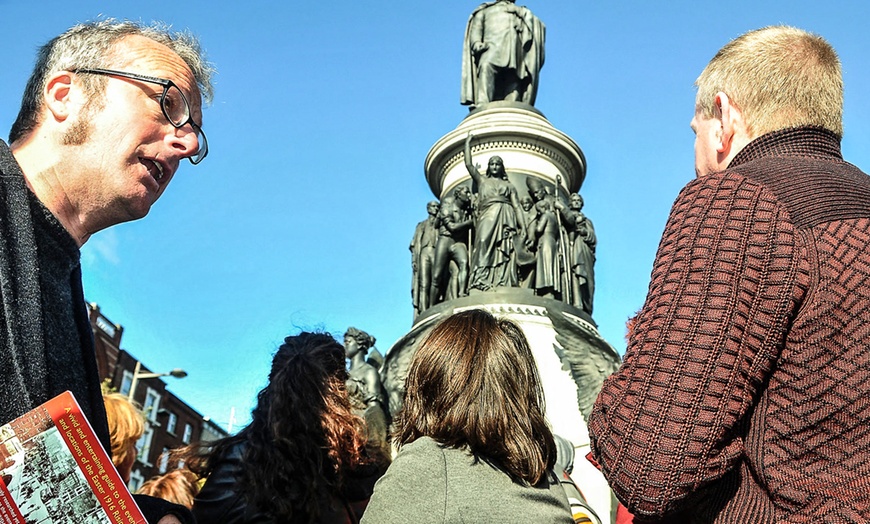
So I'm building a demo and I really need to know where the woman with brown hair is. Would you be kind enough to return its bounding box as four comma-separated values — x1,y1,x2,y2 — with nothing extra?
186,332,388,523
361,309,573,523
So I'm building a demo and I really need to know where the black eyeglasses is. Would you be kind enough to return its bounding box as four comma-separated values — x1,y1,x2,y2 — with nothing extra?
73,68,208,164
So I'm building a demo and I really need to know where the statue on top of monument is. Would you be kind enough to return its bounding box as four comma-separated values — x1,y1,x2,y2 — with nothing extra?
461,0,546,108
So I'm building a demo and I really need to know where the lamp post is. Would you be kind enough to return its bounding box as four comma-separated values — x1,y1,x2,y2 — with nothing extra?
127,360,188,400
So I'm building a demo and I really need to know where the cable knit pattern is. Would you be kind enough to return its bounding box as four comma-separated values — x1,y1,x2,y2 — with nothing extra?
588,127,870,523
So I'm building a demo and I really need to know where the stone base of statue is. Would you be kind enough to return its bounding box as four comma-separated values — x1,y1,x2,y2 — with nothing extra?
391,102,619,522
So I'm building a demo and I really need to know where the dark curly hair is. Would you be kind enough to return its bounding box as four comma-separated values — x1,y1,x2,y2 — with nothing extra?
186,332,372,522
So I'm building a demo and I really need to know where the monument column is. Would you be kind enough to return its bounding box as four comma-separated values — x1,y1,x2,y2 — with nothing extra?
385,4,620,522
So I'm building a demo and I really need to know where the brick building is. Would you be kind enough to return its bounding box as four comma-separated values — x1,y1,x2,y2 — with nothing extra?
88,303,228,491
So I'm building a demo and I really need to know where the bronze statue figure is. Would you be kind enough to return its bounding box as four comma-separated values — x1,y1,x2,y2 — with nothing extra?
517,195,538,288
568,194,596,314
430,186,473,304
344,328,389,456
527,198,561,298
525,176,551,207
410,201,440,315
461,0,545,107
465,134,528,291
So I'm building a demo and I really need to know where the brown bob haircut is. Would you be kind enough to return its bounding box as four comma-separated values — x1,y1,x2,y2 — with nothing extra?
395,308,556,484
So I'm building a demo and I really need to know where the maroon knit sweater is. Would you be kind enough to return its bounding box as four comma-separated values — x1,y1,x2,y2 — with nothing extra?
588,127,870,523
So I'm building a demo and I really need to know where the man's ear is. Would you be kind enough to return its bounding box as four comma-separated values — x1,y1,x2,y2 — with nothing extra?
43,71,76,123
715,91,753,165
715,91,739,154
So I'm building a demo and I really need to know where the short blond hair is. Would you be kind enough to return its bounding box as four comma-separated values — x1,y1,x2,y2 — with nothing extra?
136,469,200,509
695,26,843,138
103,392,145,468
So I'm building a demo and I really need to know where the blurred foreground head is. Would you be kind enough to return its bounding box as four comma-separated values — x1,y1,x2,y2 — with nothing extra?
396,308,556,484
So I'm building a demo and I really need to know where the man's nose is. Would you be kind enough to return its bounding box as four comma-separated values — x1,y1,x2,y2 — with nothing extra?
169,124,199,159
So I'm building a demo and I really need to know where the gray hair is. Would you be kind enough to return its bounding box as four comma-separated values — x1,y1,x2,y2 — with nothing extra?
10,19,215,143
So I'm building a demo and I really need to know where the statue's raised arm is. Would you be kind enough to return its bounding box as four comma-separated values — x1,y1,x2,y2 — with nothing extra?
464,133,483,186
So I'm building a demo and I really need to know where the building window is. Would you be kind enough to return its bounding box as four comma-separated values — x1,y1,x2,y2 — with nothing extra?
158,447,170,474
166,411,178,435
137,425,154,466
143,388,160,422
119,370,134,396
182,423,193,444
129,469,145,493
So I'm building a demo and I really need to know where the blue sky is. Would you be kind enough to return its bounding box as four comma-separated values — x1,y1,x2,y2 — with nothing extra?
3,1,869,431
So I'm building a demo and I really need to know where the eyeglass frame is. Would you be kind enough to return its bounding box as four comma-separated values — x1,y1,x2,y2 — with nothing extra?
72,67,208,164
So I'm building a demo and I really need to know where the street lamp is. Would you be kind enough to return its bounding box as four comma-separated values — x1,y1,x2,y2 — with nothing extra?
127,360,188,400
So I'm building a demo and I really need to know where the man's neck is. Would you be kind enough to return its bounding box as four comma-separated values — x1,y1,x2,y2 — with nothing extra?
11,140,91,247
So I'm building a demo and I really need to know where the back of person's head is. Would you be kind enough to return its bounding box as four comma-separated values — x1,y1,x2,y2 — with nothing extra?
194,332,371,523
253,332,366,465
396,309,556,485
695,25,842,138
137,468,200,509
9,18,214,144
103,391,145,482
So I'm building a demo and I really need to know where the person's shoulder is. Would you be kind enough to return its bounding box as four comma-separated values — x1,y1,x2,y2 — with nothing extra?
679,168,757,199
193,442,251,524
362,438,449,523
397,437,452,466
402,436,442,453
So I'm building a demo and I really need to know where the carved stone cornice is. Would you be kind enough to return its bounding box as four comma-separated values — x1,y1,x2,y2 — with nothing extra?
425,104,586,198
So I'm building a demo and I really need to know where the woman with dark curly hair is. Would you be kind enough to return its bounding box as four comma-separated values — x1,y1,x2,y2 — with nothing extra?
187,332,387,524
361,309,573,523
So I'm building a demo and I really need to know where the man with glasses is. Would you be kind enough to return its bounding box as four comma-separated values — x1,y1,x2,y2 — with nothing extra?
1,19,213,523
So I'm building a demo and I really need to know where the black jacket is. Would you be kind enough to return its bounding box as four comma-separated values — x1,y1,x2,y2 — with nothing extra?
193,442,382,524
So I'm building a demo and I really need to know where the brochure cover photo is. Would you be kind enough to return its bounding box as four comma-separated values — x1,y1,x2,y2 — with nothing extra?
0,391,146,524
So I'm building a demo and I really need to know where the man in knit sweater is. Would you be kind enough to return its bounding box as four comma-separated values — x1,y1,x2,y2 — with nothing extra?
3,20,213,524
588,26,870,523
